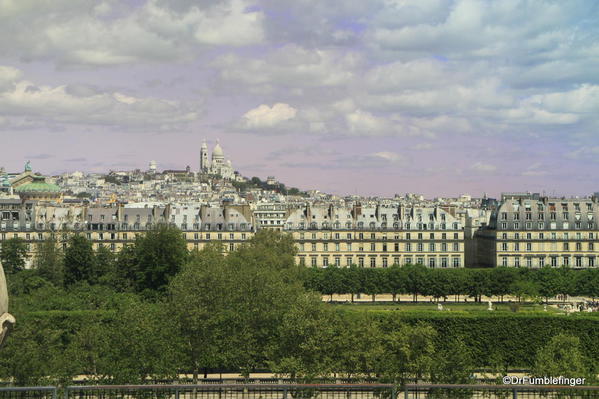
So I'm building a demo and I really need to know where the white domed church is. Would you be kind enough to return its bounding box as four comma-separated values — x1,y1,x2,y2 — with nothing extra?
200,140,235,179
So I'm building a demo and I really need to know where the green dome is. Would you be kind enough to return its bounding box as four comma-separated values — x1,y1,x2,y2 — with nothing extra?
15,176,61,193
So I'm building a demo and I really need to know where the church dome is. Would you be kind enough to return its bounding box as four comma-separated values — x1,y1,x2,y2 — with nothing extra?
212,142,224,159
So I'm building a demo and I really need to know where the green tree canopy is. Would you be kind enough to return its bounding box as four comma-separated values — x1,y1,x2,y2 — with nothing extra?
64,235,97,286
0,237,29,274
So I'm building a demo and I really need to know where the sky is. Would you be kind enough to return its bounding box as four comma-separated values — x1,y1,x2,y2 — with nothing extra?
0,0,598,198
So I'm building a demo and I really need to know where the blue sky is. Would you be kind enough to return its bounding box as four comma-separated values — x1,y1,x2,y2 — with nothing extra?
0,0,598,197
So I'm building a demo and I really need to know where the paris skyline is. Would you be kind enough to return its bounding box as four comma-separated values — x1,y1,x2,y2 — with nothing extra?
1,0,598,197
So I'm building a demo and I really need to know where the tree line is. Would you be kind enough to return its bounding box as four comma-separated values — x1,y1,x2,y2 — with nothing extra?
304,265,599,303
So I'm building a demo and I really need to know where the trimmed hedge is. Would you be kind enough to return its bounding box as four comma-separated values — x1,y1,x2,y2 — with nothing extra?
369,311,599,368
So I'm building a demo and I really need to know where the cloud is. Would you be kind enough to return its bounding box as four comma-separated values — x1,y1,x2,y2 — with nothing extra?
346,109,393,135
0,0,265,66
26,153,54,160
370,151,405,163
565,146,599,161
213,45,361,89
0,66,22,92
469,162,497,173
241,103,297,129
0,71,199,130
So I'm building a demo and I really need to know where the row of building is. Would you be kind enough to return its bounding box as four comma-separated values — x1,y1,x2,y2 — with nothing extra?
3,192,599,269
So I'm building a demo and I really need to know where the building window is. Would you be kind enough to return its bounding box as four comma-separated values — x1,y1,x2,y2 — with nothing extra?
382,257,388,268
514,257,520,267
393,257,400,266
526,257,532,267
551,257,557,267
575,256,582,267
453,257,460,267
370,257,376,268
358,257,364,267
589,257,595,267
346,257,352,266
335,257,341,267
323,257,329,267
429,257,435,268
502,257,508,267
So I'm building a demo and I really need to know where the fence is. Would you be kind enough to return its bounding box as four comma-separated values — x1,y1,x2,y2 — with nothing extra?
0,387,57,399
404,384,599,399
64,384,397,399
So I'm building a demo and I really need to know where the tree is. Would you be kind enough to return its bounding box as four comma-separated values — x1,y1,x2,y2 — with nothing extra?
386,265,406,302
423,269,451,302
379,323,437,385
33,236,64,287
168,244,230,383
403,264,428,302
168,231,314,378
329,312,383,379
432,338,475,385
0,237,29,274
94,246,116,285
268,292,336,380
533,333,594,381
63,235,97,286
488,267,518,302
132,225,189,294
536,267,560,303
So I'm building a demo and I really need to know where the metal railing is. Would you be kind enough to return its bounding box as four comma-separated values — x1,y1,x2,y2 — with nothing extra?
65,384,397,399
0,387,57,399
404,384,599,399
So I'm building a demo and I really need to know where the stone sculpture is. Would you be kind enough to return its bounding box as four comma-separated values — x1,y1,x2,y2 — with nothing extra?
0,264,15,347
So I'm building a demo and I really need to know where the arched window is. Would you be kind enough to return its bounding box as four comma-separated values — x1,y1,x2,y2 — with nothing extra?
393,222,399,230
369,222,376,230
358,222,364,229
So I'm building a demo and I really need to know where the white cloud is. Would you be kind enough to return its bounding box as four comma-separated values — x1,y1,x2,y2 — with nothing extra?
213,45,361,88
470,162,496,173
370,151,404,163
346,109,392,135
0,66,22,92
242,103,297,129
0,73,199,130
0,0,265,66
